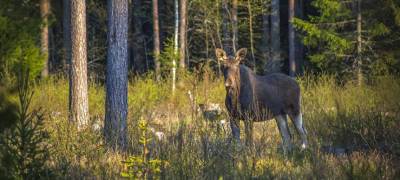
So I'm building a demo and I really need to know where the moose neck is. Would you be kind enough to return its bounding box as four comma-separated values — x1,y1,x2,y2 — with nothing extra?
226,66,242,111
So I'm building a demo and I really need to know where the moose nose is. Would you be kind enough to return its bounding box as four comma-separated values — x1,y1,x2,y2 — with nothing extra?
224,82,231,87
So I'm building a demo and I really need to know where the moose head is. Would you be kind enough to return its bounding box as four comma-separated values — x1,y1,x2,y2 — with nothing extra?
215,48,247,89
214,48,307,153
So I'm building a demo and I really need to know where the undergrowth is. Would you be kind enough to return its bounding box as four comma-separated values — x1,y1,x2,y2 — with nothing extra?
1,72,399,179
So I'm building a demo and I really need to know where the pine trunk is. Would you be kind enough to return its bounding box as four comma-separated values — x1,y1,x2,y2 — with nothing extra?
270,0,281,73
105,0,129,150
40,0,50,77
295,0,304,75
152,0,161,81
357,0,363,86
289,0,296,76
232,0,238,52
69,0,89,129
63,0,71,73
179,0,188,68
222,0,233,55
262,2,271,73
131,0,147,73
247,0,256,71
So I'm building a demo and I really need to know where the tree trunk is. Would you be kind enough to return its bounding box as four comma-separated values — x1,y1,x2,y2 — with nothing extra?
357,0,363,86
152,0,161,81
172,0,178,95
289,0,296,77
131,0,147,73
69,0,89,129
40,0,50,77
215,1,222,76
179,0,188,69
105,0,128,150
63,0,71,73
270,0,281,73
295,0,304,75
262,2,271,73
232,0,238,52
222,0,233,55
247,0,256,71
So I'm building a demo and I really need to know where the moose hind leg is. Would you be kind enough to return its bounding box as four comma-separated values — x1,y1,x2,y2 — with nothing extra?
275,115,292,154
230,118,241,141
290,112,308,149
244,119,254,146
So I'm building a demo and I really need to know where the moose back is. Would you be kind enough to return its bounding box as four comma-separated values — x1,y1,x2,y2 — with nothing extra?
216,48,308,153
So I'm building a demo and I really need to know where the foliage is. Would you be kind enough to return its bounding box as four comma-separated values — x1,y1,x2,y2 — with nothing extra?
294,0,400,78
0,0,45,82
0,70,50,179
158,38,179,73
0,87,18,133
121,119,165,179
9,74,396,179
293,0,354,74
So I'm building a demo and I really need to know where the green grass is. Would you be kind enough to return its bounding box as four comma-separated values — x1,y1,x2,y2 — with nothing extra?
8,73,400,179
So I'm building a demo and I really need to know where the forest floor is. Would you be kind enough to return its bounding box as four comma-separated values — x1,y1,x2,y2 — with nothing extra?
21,73,400,179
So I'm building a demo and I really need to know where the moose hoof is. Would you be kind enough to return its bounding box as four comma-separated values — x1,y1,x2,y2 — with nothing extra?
301,143,307,150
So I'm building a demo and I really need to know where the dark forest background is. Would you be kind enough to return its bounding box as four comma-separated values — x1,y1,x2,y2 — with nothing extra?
2,0,399,81
1,0,400,179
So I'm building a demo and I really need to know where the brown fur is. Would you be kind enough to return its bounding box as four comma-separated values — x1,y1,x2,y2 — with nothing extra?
216,48,306,150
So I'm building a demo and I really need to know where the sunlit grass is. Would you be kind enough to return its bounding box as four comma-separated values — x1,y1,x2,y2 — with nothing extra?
19,73,400,178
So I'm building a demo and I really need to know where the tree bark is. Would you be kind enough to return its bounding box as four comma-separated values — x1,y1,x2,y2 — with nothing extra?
131,0,146,73
105,0,128,150
179,0,188,68
270,0,281,73
63,0,71,73
222,0,233,55
295,0,304,75
247,0,256,71
289,0,296,76
69,0,89,129
357,0,363,86
262,2,271,73
232,0,238,52
172,0,178,95
152,0,161,81
40,0,50,77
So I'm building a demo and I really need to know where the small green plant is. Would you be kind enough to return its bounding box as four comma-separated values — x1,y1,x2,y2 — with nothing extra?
159,38,179,73
121,119,165,179
0,70,50,179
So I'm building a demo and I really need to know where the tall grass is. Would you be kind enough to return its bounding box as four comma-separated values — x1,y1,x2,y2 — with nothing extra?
6,73,398,178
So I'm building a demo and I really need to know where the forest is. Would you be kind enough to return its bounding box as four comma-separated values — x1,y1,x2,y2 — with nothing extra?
0,0,400,179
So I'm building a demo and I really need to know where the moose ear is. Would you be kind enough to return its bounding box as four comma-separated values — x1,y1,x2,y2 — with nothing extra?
215,48,227,61
235,48,247,61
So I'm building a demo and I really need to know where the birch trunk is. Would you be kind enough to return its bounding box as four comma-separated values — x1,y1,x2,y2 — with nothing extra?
173,0,179,95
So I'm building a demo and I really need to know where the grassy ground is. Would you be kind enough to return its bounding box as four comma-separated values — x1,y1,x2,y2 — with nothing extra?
22,73,400,179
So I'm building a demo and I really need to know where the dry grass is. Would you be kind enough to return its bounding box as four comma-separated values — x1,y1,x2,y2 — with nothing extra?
20,73,400,179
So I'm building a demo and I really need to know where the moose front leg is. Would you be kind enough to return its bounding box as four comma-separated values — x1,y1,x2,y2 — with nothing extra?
275,115,292,155
229,117,241,141
244,119,254,146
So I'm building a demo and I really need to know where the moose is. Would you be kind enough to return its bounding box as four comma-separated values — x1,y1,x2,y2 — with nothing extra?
215,48,308,153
